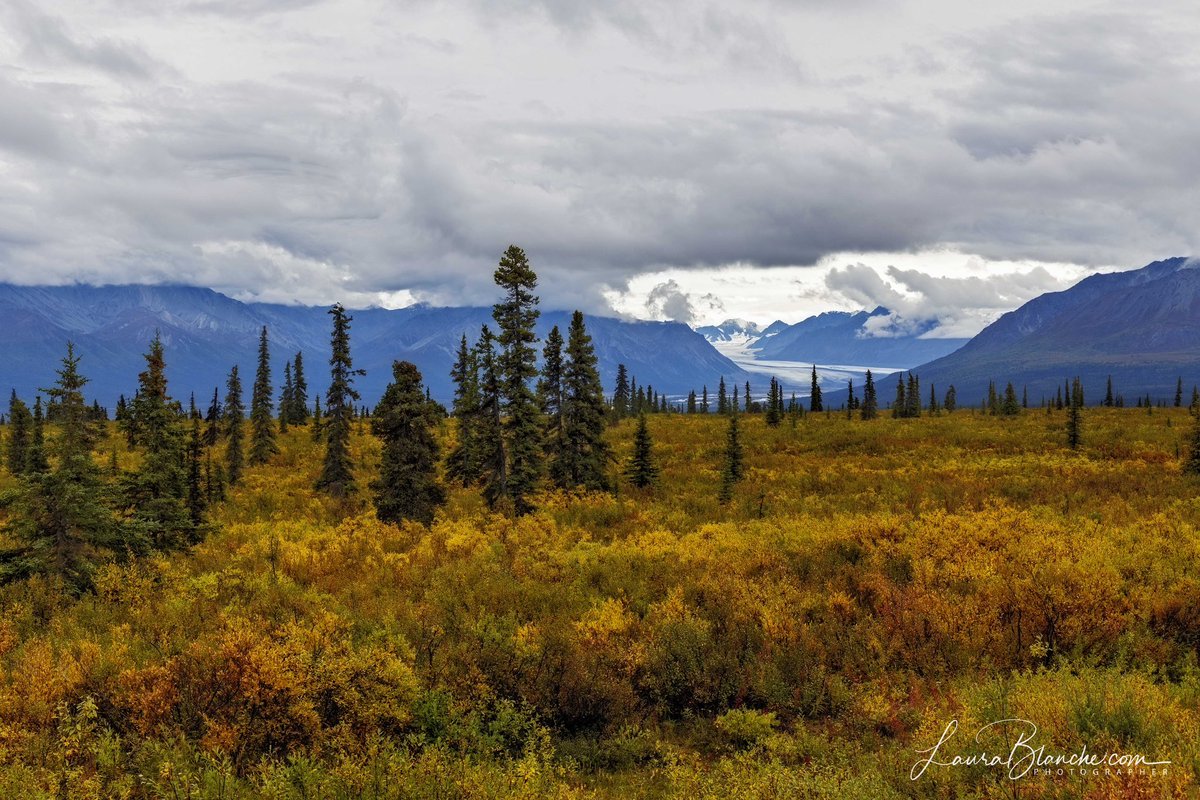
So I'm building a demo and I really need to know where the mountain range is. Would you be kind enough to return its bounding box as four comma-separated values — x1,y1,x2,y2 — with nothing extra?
874,256,1200,406
0,285,755,408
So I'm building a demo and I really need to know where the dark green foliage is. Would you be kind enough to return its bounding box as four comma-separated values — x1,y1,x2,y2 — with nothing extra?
125,335,193,551
1175,377,1183,408
861,371,878,420
765,377,782,427
612,364,630,420
492,245,543,514
944,384,957,413
476,326,507,509
224,365,245,485
279,362,293,433
1067,377,1084,450
1001,382,1020,416
538,325,567,485
809,366,822,412
928,384,939,415
186,416,206,528
249,326,278,465
906,373,921,418
717,377,728,414
371,361,445,526
291,352,309,424
625,413,659,489
446,335,483,486
316,304,362,498
1104,376,1114,407
718,414,744,505
204,387,222,448
701,386,709,413
560,311,611,491
0,343,127,594
25,398,49,474
893,378,906,419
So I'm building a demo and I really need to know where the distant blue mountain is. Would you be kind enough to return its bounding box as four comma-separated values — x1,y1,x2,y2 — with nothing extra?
872,257,1200,406
0,285,755,408
749,307,968,367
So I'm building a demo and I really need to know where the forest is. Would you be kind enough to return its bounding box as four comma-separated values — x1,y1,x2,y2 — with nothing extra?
0,246,1198,799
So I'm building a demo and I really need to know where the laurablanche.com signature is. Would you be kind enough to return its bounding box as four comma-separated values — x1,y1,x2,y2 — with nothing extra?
911,719,1171,781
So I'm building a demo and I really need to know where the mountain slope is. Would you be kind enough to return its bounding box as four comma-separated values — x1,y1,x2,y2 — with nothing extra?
751,307,968,368
0,285,755,407
878,257,1200,405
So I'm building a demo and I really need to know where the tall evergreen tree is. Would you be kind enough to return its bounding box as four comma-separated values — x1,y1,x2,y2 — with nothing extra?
25,397,49,474
538,325,567,485
1104,376,1114,407
718,414,744,504
625,413,659,489
186,416,206,528
249,326,278,465
861,370,878,420
1067,377,1084,450
492,245,543,514
126,335,193,551
371,361,445,526
0,343,127,593
612,364,630,420
291,352,309,424
279,362,294,433
810,366,823,412
6,390,31,474
316,304,362,498
561,311,611,490
718,377,728,414
224,365,245,485
1001,382,1020,416
204,387,222,447
1175,377,1184,408
447,334,483,485
929,383,939,415
311,394,322,441
687,391,697,414
944,384,957,413
893,379,906,418
766,377,782,426
906,373,921,418
744,381,752,413
476,326,507,508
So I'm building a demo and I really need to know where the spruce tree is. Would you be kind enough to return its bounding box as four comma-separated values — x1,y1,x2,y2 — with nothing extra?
186,416,206,528
492,245,542,514
204,387,222,447
561,311,610,490
1104,376,1114,407
809,366,823,412
625,413,659,489
371,360,445,526
311,394,322,441
1175,377,1183,408
718,377,728,414
907,373,921,418
538,325,567,485
718,414,744,504
765,377,782,427
25,397,49,474
125,335,192,551
224,365,245,485
687,391,697,414
893,379,906,418
702,385,709,413
612,364,630,420
744,382,752,413
861,370,878,420
1067,377,1083,450
291,352,309,424
279,362,294,433
447,334,483,485
1001,382,1020,416
476,326,508,508
944,384,957,413
316,304,362,498
0,343,127,593
249,326,278,465
1185,405,1200,475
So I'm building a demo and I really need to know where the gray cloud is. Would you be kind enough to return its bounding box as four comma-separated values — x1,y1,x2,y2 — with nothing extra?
0,0,1196,316
645,280,697,323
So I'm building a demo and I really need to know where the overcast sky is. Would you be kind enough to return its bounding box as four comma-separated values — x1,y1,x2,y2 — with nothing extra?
2,0,1197,335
